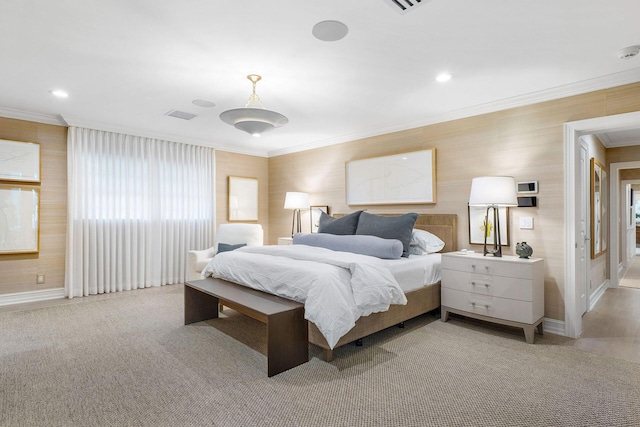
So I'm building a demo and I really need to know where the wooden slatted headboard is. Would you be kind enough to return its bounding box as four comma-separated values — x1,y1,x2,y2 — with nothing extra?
333,213,458,253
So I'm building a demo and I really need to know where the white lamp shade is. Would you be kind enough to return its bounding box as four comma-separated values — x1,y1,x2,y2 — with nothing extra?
469,176,518,207
284,192,310,210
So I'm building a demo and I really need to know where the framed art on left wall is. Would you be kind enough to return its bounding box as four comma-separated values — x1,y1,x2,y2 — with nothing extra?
0,139,41,183
0,184,40,254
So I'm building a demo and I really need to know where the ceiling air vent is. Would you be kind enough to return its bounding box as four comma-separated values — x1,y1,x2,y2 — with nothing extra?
165,110,197,120
382,0,430,14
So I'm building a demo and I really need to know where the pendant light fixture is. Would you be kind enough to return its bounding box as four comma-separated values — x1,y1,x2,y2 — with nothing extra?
219,74,288,137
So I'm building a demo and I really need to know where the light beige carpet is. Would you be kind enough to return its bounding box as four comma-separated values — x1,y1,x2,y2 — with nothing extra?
620,255,640,289
1,284,639,427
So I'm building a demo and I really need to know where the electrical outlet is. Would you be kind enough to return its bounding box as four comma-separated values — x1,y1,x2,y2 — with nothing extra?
36,274,45,284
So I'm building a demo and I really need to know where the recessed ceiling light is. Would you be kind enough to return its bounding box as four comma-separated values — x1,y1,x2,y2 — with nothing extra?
436,73,452,83
312,20,349,42
50,89,69,98
192,99,216,108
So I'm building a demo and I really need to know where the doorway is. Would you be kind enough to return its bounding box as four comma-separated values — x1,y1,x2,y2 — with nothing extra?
564,111,640,338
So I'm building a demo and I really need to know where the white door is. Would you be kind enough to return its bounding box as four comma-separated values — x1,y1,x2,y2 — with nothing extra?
577,141,589,316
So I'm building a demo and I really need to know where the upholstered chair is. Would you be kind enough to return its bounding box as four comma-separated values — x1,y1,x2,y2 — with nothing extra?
187,223,263,281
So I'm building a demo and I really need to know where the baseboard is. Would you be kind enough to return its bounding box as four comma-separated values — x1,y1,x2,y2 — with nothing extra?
0,288,65,307
589,279,609,311
543,317,566,336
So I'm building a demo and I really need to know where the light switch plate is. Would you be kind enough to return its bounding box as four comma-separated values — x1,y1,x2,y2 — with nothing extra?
519,217,534,230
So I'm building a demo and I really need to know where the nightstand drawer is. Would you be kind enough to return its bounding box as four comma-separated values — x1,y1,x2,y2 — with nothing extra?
441,269,533,301
442,288,536,324
442,255,534,279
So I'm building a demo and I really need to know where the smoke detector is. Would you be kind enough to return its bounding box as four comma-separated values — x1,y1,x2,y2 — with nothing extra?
617,45,640,60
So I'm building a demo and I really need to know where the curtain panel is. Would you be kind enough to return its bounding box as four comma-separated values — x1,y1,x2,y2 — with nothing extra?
65,127,215,298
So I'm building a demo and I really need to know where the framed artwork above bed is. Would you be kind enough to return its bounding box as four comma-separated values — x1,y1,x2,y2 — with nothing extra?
345,149,436,205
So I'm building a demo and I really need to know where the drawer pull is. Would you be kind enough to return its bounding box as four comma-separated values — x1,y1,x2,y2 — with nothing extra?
470,264,490,272
470,302,490,310
470,281,491,288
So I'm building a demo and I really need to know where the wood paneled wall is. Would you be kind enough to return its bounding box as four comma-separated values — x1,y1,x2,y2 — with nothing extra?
0,117,67,294
215,151,269,240
268,82,640,321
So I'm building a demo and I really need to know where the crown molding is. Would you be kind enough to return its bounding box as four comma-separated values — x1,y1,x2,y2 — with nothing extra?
268,68,640,157
0,107,67,126
3,68,640,159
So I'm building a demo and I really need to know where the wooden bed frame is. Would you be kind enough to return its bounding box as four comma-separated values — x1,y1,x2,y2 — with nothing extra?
192,213,458,367
309,213,458,361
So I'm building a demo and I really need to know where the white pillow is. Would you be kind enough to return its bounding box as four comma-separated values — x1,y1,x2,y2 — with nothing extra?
408,246,425,256
411,229,445,253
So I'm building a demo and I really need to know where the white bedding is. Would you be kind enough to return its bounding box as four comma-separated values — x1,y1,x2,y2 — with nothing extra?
384,253,442,293
202,245,408,349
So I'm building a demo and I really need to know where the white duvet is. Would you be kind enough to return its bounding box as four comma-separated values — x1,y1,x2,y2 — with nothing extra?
202,245,407,349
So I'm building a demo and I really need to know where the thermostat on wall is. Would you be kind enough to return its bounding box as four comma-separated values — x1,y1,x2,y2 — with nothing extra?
517,181,538,194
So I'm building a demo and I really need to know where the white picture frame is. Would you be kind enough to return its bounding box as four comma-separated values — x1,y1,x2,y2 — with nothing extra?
0,139,41,183
0,184,40,254
228,176,258,221
346,149,436,205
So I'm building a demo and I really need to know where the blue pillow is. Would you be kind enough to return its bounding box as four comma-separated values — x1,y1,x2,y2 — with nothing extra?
217,243,246,253
355,212,418,257
293,233,403,259
317,211,363,235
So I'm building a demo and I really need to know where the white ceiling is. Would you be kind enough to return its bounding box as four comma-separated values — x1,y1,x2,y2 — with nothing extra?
1,0,640,157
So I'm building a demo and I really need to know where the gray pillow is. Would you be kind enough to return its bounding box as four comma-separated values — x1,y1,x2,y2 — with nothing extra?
293,233,403,259
355,212,418,257
217,243,246,253
317,211,363,235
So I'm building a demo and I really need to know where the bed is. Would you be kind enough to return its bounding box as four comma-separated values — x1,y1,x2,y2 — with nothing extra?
203,213,457,362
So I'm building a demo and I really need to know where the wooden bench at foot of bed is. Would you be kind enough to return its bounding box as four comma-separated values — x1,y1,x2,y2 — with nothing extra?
185,278,308,377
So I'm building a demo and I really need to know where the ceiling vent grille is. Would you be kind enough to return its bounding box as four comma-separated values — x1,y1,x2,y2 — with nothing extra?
165,110,197,120
382,0,429,14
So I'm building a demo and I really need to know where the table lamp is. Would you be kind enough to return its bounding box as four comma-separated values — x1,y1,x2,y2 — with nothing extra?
284,192,310,237
469,176,518,257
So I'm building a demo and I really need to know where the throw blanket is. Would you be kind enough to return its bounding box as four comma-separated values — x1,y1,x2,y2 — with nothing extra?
202,245,407,349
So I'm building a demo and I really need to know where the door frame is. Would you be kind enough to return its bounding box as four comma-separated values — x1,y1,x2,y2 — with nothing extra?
620,179,640,270
564,111,640,338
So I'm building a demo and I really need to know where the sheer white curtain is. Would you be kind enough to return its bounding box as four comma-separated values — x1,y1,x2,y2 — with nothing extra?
65,127,215,298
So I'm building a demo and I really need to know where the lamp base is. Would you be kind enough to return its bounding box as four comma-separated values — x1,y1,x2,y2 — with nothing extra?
483,205,503,257
290,209,302,238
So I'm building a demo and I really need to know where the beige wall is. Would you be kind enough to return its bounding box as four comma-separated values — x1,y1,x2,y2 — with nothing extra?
268,82,640,321
214,150,269,242
0,117,67,294
0,119,269,296
3,81,640,320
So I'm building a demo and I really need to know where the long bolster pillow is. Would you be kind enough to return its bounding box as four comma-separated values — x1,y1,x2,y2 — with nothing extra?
293,233,403,259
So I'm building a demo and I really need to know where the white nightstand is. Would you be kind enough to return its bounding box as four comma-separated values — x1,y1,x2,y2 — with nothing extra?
440,252,544,343
277,237,293,245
